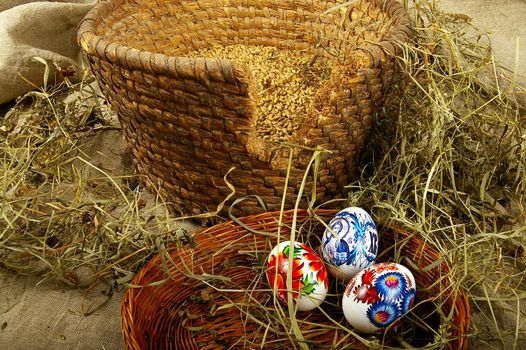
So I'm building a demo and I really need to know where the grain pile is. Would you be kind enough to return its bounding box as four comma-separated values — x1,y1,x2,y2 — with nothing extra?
190,45,333,142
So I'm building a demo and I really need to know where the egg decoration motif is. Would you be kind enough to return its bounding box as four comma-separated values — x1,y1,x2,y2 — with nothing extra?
320,207,378,281
342,262,416,333
266,241,329,311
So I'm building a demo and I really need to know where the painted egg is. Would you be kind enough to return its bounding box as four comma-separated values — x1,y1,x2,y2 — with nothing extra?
320,207,378,281
266,241,329,311
342,262,416,333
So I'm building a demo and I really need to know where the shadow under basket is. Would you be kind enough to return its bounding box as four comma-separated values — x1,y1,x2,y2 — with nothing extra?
121,209,471,349
78,0,412,215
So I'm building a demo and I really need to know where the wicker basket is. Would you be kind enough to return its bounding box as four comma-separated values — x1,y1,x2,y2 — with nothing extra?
78,0,412,215
121,209,471,349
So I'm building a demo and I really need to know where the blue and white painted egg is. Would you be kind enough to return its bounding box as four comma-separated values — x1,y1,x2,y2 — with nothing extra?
341,262,417,333
320,207,378,281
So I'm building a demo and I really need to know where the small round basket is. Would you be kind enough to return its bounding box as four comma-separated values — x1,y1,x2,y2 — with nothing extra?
121,209,471,349
78,0,412,215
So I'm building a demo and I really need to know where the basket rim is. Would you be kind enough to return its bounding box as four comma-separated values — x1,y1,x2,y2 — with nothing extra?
77,0,412,81
121,208,471,350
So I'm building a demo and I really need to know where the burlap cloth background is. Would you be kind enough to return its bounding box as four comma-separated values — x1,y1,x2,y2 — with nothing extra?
0,271,125,349
0,0,524,349
0,0,96,105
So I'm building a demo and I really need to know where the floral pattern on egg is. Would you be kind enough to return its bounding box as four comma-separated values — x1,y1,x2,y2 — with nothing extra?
342,262,416,333
320,207,378,280
266,241,329,312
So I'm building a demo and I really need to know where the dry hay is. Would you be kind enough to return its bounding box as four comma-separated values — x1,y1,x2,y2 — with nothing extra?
350,1,526,347
0,0,525,348
0,71,200,288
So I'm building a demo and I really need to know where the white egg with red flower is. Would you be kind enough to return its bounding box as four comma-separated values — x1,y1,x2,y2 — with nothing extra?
266,241,329,311
342,262,416,333
320,207,378,281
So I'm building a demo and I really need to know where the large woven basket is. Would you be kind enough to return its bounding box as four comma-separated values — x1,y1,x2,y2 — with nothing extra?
121,209,471,349
78,0,412,215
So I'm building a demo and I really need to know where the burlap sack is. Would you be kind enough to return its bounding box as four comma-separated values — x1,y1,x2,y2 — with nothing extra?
0,0,96,104
0,271,126,350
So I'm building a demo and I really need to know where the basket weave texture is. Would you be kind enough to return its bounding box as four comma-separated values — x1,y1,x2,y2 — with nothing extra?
78,0,412,215
121,209,471,349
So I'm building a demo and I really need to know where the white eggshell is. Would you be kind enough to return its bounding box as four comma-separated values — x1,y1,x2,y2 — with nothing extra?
342,262,417,333
320,207,378,281
266,241,329,311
